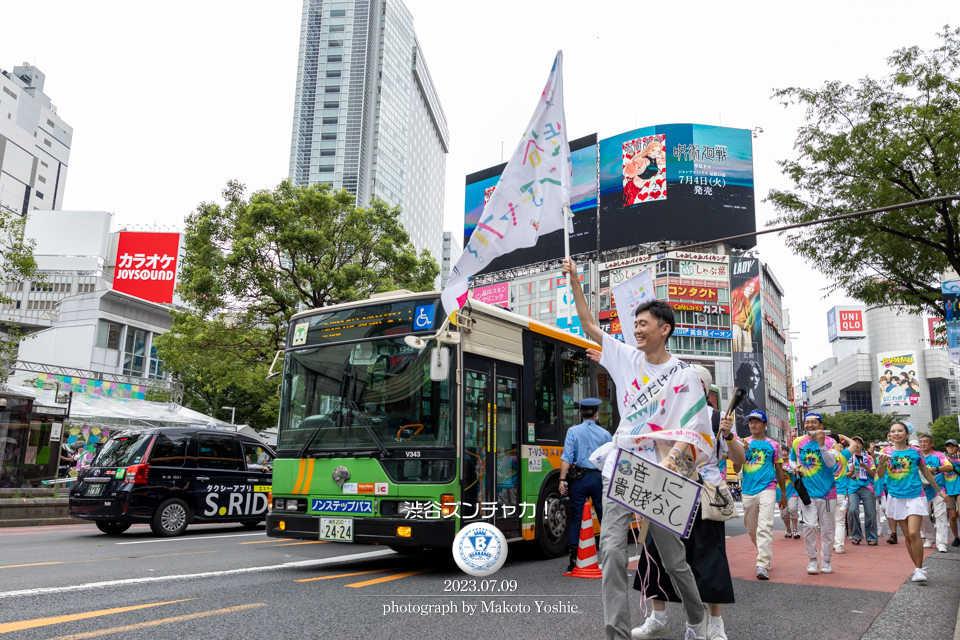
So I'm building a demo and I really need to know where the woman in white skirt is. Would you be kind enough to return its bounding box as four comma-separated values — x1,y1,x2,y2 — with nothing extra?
876,422,949,582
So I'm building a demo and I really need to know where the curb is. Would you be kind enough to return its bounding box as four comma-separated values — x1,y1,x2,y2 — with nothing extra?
955,595,960,640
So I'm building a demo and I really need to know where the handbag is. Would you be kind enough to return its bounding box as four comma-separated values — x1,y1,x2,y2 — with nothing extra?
699,410,740,521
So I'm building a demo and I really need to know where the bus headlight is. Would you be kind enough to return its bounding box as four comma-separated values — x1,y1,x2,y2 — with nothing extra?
273,498,285,510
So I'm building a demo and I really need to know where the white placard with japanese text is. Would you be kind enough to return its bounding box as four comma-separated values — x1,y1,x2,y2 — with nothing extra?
606,448,702,538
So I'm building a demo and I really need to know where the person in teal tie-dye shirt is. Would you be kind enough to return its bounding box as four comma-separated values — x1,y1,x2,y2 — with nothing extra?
918,434,951,552
945,439,960,547
844,436,878,546
789,412,838,575
876,422,948,583
777,464,800,539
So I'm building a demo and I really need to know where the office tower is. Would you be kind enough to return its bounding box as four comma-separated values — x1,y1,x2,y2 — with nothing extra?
289,0,449,263
0,63,71,215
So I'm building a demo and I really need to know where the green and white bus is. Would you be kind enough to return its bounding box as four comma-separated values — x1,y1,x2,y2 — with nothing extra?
265,289,614,556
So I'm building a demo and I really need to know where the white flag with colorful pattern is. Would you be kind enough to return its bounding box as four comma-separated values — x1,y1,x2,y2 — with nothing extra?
441,51,572,321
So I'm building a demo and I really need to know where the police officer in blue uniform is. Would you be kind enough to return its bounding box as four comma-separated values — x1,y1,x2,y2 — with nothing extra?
559,397,612,572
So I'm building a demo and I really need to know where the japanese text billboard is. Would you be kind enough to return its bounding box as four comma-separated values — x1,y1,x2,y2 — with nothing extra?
468,282,509,308
112,232,180,304
463,134,598,274
730,257,766,437
877,351,920,407
598,124,755,251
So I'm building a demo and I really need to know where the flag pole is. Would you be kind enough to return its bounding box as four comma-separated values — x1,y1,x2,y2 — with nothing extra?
563,203,573,323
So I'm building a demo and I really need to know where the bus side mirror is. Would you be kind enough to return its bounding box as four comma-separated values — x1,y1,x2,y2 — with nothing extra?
430,347,449,382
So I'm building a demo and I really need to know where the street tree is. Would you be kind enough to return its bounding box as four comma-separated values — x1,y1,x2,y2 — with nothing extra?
0,209,42,383
768,26,960,316
821,410,897,444
928,413,960,449
153,180,439,428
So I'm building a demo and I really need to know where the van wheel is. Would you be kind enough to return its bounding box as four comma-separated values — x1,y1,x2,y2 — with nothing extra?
537,477,568,558
241,520,263,529
151,498,190,537
95,521,131,535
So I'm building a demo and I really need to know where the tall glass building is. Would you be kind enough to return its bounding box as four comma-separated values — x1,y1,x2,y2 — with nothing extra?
289,0,449,264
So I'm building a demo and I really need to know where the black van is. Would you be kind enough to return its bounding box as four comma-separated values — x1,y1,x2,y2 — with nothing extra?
69,427,275,537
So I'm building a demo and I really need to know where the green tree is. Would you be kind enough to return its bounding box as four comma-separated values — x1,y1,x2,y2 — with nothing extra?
821,411,897,444
767,27,960,317
0,209,42,382
153,180,439,429
928,413,960,449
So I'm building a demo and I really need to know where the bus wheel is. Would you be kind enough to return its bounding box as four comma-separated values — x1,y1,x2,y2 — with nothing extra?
537,478,568,558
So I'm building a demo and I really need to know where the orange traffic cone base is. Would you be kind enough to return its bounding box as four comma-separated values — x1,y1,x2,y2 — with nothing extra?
563,502,602,579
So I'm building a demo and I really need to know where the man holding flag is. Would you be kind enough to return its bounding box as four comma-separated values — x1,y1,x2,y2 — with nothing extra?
563,258,713,640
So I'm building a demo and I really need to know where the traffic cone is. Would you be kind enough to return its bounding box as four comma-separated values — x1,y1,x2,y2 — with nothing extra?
563,502,602,579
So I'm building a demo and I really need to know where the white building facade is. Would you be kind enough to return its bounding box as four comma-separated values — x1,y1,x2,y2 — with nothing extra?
441,231,461,289
289,0,449,264
0,64,71,215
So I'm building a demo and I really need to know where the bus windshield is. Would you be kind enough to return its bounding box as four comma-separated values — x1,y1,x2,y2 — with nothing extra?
278,337,454,452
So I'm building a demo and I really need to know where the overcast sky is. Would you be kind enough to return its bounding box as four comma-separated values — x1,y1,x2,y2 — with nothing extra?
2,0,955,386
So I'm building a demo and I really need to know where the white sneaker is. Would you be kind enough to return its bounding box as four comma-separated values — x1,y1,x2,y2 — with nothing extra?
807,558,819,574
923,540,933,548
938,544,948,553
911,567,927,582
684,605,709,640
632,615,669,639
834,546,846,554
821,560,832,574
708,617,728,640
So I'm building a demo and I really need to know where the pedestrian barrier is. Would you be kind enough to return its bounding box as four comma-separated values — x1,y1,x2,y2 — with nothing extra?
563,502,602,579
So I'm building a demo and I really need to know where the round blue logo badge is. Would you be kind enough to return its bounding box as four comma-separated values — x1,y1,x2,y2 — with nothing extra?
453,522,507,577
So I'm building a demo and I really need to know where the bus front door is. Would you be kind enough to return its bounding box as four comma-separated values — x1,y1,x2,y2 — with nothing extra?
462,356,521,537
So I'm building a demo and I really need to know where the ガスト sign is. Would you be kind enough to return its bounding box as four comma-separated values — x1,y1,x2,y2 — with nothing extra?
112,232,180,304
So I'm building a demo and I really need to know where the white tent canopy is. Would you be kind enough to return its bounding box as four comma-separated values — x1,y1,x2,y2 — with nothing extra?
9,385,234,429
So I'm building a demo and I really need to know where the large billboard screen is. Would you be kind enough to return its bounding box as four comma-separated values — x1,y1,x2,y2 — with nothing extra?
463,134,598,274
112,232,180,304
597,124,755,251
730,256,766,437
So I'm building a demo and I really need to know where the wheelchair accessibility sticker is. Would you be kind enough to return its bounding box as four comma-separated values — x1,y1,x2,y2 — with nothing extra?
414,304,435,330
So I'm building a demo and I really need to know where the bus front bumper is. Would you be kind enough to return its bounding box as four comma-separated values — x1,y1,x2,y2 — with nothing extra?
265,513,455,548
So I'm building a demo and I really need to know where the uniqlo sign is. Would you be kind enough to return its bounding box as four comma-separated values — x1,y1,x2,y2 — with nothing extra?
827,305,866,341
113,232,180,304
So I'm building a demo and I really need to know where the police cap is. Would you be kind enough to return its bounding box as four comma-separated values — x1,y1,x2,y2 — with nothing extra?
578,398,602,407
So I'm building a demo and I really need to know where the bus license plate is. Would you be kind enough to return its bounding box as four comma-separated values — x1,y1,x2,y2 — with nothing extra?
86,484,104,496
319,517,353,542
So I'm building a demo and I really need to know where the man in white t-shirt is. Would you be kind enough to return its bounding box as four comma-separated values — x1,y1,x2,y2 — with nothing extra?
562,258,709,640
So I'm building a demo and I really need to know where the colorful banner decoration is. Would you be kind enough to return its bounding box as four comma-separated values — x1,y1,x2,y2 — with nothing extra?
442,52,572,321
469,282,509,307
877,351,920,407
556,267,584,337
730,257,767,438
33,373,147,400
942,278,960,358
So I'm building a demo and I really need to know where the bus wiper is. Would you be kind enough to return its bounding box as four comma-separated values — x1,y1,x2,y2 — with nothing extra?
297,408,341,459
348,401,392,458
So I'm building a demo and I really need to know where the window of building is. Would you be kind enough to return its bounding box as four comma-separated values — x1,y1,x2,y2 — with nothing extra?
122,329,148,377
329,24,345,32
324,86,340,94
319,149,336,157
326,56,342,63
43,139,51,147
812,381,832,396
842,390,872,413
328,40,343,48
322,117,338,124
325,71,341,78
148,344,165,380
318,166,334,173
38,175,45,184
539,301,552,315
533,339,558,441
40,160,47,168
321,133,337,141
323,100,339,109
330,9,346,16
96,320,123,350
539,279,552,293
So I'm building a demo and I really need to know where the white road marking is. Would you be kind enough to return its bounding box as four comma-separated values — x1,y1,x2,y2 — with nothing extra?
115,533,265,545
0,549,397,599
